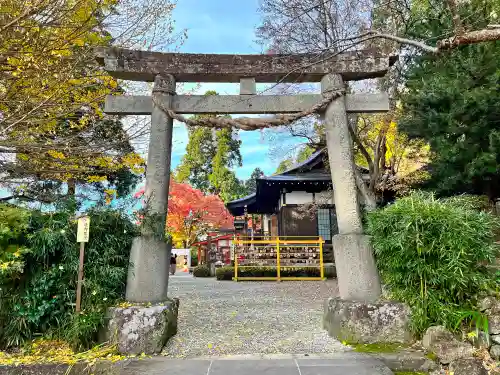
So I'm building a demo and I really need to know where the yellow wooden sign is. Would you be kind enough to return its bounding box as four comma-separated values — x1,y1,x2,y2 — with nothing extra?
77,216,90,243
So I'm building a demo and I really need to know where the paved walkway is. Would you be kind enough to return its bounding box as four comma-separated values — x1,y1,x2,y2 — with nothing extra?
120,274,393,374
162,273,345,358
120,354,393,374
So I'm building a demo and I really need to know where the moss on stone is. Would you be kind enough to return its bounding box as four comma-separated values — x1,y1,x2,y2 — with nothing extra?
425,351,438,361
394,372,428,375
353,343,407,353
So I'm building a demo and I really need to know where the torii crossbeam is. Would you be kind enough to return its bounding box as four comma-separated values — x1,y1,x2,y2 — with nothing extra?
97,47,396,304
96,47,396,82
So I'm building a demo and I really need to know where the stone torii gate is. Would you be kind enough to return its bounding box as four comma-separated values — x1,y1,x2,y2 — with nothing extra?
97,48,396,305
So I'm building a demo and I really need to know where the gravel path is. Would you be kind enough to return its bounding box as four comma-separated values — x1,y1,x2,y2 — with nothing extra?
162,274,346,358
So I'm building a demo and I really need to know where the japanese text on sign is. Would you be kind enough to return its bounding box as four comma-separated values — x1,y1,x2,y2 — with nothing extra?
77,216,90,243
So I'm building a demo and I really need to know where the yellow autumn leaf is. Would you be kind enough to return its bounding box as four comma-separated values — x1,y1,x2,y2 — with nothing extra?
73,38,85,47
87,175,107,183
467,331,477,338
47,150,66,159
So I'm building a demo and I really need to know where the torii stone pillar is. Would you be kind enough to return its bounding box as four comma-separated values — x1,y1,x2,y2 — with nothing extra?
126,74,175,303
321,74,381,302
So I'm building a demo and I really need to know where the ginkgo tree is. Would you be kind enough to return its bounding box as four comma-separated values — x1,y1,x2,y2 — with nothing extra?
0,0,183,201
350,111,430,207
135,180,233,248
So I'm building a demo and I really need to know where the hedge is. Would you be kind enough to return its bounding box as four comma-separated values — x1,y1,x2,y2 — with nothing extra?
192,265,211,277
215,265,336,280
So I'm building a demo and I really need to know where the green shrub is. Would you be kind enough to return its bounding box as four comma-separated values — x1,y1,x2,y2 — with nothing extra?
0,204,138,349
215,266,333,280
190,247,198,267
193,265,211,277
441,194,492,212
0,204,31,283
367,191,499,336
324,265,336,279
216,266,234,280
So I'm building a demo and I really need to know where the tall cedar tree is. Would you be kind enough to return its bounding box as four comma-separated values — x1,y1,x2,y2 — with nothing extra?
174,92,245,202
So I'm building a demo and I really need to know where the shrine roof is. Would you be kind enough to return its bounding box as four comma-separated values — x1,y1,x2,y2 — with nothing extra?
263,171,332,182
226,148,370,216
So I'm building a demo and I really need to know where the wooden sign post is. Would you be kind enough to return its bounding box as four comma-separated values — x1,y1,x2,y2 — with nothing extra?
76,216,90,312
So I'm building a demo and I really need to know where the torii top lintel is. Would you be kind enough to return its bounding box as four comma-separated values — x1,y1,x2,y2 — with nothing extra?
96,47,397,83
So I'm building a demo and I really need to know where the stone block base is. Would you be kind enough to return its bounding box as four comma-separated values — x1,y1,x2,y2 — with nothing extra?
422,326,474,364
332,234,381,302
105,299,179,355
323,298,413,344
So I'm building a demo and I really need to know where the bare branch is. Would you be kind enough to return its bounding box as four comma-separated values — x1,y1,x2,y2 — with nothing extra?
347,118,374,174
354,167,377,210
446,0,465,35
363,30,439,53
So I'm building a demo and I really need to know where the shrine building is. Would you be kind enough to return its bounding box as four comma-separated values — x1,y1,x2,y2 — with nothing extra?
225,149,371,262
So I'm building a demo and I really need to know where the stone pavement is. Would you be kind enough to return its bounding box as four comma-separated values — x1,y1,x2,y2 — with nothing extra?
120,354,393,374
163,274,344,357
124,275,394,374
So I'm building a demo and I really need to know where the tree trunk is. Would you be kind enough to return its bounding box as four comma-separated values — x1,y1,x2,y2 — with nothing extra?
354,168,377,211
67,179,76,196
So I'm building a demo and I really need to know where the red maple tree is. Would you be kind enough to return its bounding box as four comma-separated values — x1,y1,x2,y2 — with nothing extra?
135,180,233,247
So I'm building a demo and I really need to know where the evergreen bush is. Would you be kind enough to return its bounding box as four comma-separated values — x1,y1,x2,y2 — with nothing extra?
0,204,138,349
215,266,333,280
367,191,499,335
190,248,198,267
192,265,211,277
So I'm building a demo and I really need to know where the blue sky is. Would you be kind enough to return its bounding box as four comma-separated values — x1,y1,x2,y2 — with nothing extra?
168,0,304,179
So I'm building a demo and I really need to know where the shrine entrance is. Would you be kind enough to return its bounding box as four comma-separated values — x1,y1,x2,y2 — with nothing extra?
97,47,395,303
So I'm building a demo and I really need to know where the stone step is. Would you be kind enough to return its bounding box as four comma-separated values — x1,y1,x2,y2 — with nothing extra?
120,354,393,375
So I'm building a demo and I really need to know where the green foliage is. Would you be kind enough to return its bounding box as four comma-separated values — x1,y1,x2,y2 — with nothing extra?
425,352,438,361
275,145,316,174
174,91,245,202
216,266,234,280
275,159,294,174
455,310,490,346
192,265,211,277
366,191,499,335
215,266,332,280
297,146,315,163
0,203,138,349
353,343,406,353
441,194,492,212
399,2,500,198
60,310,105,351
190,248,198,267
0,205,31,282
244,168,265,194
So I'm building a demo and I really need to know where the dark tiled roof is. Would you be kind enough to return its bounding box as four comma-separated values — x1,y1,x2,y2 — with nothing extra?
226,147,369,215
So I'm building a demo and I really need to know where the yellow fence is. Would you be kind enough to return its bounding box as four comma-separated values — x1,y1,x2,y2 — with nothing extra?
232,236,325,281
